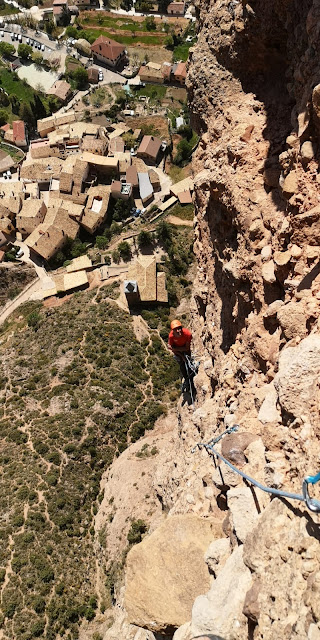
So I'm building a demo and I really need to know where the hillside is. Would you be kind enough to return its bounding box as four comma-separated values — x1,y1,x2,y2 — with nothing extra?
0,290,179,640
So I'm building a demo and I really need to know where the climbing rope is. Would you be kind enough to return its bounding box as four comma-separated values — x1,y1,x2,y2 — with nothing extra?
192,426,320,514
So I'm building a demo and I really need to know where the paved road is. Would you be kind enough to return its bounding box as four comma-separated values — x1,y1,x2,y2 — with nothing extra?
0,276,41,326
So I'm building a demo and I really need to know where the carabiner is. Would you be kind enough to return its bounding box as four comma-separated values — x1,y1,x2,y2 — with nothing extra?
302,479,320,514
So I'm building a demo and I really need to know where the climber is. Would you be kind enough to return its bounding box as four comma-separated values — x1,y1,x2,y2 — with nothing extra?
168,319,193,387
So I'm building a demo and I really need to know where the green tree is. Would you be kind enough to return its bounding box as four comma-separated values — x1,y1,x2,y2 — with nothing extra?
122,132,136,149
0,42,15,57
156,221,172,245
145,15,156,31
33,94,47,120
19,103,35,128
0,92,10,108
0,108,8,126
95,236,109,250
158,0,170,11
71,67,88,90
164,35,174,50
32,51,44,66
112,199,132,222
65,25,78,38
18,43,33,59
45,18,55,34
118,241,131,261
137,230,153,248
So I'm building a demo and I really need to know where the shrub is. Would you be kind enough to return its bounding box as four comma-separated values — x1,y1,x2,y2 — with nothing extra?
137,230,153,248
127,519,147,545
118,241,131,261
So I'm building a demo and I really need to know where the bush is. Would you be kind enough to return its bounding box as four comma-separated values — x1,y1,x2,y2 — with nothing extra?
137,230,153,248
27,311,41,329
118,241,131,261
127,519,147,545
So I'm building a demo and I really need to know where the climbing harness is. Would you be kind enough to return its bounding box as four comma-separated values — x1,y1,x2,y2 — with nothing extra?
192,425,320,514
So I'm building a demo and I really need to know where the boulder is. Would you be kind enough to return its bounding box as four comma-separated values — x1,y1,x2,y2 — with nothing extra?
300,140,316,162
221,431,258,466
290,244,302,259
274,334,320,424
204,538,231,577
273,250,291,266
261,244,272,261
258,382,281,424
191,546,252,638
277,301,307,340
172,622,192,640
227,487,259,543
282,171,298,196
262,260,276,284
125,515,223,632
292,205,320,245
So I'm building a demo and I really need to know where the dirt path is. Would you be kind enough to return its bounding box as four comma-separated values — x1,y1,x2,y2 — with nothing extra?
166,215,193,227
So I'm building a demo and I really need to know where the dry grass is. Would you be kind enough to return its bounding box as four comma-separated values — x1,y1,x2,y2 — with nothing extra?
127,45,172,64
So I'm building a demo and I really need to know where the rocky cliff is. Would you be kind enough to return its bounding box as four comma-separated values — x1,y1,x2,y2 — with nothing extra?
96,2,320,639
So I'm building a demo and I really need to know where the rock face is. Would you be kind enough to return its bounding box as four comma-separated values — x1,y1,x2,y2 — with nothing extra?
98,2,320,639
191,546,252,639
274,333,320,425
124,515,223,633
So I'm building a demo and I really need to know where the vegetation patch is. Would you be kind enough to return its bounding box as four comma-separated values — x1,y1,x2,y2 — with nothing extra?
0,291,180,638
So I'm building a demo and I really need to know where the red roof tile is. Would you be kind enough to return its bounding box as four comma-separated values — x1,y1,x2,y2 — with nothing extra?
12,120,26,144
91,35,125,62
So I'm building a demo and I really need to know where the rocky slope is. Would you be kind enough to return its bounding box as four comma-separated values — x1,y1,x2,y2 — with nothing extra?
96,2,320,640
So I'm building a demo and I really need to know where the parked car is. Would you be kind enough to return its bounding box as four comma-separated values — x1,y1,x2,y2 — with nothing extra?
18,34,22,42
130,148,137,156
98,71,103,81
14,33,18,40
41,43,45,51
30,39,33,46
16,248,24,258
11,32,14,40
26,37,30,44
0,31,4,38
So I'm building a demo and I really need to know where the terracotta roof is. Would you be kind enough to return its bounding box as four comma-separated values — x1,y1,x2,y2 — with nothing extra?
126,164,138,188
127,256,167,303
109,137,125,154
88,67,99,83
48,81,71,101
177,189,192,204
59,172,73,193
137,135,162,161
148,168,160,185
1,124,10,132
174,62,187,79
167,1,185,12
91,35,125,62
53,6,64,14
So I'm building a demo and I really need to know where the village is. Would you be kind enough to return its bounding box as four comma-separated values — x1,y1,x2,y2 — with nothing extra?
0,0,196,316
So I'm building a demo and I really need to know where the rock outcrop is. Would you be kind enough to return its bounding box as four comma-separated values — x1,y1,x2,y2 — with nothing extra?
125,515,223,633
98,1,320,639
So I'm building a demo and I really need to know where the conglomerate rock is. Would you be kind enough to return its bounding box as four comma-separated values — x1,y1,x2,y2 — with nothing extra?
100,2,320,638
